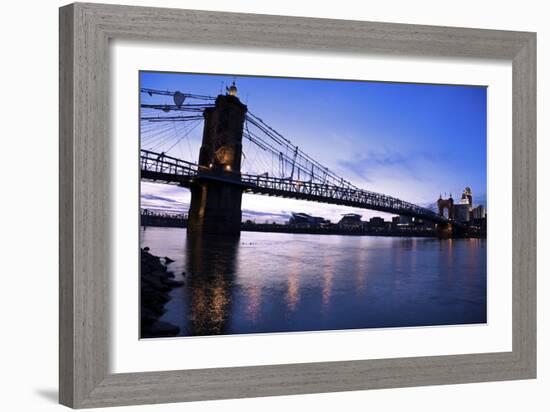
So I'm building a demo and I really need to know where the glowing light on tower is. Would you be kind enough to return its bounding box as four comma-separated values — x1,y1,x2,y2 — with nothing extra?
227,80,238,97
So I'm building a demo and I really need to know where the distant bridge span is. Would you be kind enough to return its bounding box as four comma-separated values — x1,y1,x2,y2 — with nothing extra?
141,149,449,224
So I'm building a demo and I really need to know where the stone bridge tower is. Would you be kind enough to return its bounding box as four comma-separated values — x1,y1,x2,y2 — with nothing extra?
437,194,454,220
436,194,454,238
187,84,248,237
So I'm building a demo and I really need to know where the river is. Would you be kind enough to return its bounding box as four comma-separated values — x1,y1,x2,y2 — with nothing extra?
141,227,486,337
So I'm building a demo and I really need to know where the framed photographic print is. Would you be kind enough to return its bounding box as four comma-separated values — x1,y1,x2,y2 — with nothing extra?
59,2,536,408
138,71,489,339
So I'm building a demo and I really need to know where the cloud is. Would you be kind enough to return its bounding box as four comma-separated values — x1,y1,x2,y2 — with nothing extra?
242,209,290,218
140,184,190,213
141,193,183,204
338,149,443,183
242,209,291,223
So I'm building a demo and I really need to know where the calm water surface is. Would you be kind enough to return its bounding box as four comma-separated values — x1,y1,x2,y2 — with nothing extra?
141,227,486,336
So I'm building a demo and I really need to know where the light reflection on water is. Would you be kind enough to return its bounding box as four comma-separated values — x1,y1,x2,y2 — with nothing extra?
141,227,486,337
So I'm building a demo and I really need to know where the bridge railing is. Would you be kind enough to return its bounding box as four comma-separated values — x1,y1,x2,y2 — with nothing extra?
140,149,200,177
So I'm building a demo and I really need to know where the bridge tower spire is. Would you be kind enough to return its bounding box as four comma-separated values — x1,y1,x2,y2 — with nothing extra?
187,92,248,236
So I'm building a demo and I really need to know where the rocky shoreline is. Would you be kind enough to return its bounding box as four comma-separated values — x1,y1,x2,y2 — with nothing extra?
140,247,184,338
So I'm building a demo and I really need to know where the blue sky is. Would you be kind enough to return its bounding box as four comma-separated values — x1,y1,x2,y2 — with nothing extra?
140,71,486,223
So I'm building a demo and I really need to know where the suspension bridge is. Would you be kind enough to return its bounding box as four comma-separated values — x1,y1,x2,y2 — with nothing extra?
140,83,452,236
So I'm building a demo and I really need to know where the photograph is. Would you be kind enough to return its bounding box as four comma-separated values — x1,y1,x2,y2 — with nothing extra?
139,71,487,339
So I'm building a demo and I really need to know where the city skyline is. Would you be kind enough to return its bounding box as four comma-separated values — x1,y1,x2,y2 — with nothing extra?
140,71,487,223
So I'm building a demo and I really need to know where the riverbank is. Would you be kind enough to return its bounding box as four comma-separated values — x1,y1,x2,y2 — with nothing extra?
140,247,184,338
242,224,436,237
141,218,485,238
241,224,486,238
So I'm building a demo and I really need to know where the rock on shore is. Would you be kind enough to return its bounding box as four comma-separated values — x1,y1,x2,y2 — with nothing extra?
140,248,184,338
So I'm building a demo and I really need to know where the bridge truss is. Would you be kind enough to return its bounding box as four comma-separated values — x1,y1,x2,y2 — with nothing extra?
141,149,447,224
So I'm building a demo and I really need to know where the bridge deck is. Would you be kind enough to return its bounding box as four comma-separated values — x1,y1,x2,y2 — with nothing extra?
140,150,448,224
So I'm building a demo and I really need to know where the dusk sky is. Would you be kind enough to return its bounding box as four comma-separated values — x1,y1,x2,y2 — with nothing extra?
140,71,487,223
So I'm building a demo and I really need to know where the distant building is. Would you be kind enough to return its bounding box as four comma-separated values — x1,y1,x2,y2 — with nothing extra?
338,213,363,230
416,218,436,230
472,204,486,219
454,203,471,224
412,217,423,226
289,212,329,229
391,215,434,232
369,216,386,228
398,215,413,226
461,187,473,210
471,204,487,233
437,187,486,230
140,209,187,228
391,216,400,227
364,216,390,232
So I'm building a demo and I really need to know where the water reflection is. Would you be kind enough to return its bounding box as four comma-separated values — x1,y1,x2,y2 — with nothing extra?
244,284,262,324
353,240,367,295
141,228,487,337
183,234,239,335
321,254,334,312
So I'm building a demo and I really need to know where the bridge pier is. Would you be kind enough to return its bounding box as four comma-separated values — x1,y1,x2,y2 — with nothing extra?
436,223,453,238
187,93,248,237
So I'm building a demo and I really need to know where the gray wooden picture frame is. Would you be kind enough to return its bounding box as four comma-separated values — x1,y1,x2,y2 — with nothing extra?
59,2,536,408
